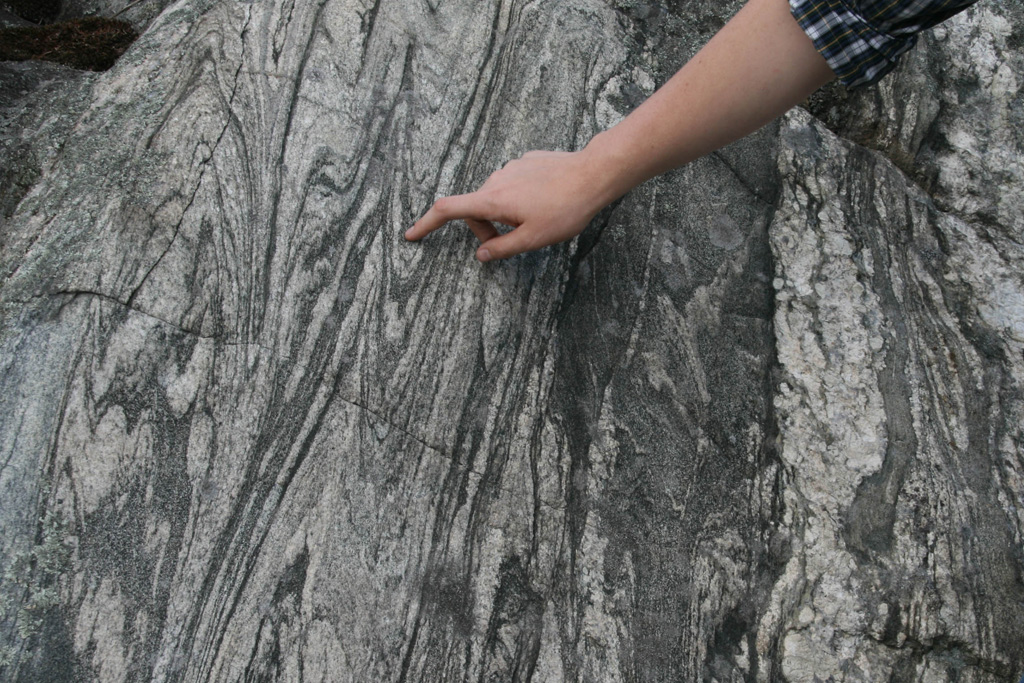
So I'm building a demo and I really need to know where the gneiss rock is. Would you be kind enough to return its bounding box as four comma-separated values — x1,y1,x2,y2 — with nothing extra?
0,0,1020,681
769,106,1024,681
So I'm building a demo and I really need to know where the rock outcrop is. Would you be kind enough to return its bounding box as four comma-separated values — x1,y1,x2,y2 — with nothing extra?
0,1,1020,681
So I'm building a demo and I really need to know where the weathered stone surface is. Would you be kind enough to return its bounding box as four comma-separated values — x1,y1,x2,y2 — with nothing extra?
0,60,95,234
810,2,1024,231
768,107,1024,682
0,1,1020,681
769,8,1024,678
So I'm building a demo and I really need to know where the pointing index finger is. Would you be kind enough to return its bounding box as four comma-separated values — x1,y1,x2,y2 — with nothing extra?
405,193,485,241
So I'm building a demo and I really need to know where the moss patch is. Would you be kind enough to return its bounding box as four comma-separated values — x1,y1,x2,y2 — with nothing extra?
0,17,137,71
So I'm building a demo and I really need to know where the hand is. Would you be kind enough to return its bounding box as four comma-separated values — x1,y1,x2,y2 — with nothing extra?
405,0,835,263
405,149,617,262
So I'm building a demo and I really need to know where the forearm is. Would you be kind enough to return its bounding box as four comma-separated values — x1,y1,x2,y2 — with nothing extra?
582,0,835,205
406,0,837,261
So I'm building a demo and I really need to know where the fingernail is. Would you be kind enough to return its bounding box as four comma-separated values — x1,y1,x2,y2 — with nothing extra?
404,227,415,239
477,248,491,262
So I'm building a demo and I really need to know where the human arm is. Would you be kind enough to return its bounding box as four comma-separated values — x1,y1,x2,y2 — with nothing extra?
404,0,836,262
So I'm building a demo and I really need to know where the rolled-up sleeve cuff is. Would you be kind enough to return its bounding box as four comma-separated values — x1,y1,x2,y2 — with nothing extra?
789,0,916,88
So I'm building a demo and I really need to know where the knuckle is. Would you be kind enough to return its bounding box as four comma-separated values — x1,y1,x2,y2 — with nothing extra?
478,192,500,215
433,197,454,215
521,228,545,252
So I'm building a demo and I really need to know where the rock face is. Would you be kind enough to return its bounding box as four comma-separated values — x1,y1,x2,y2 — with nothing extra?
0,1,1020,681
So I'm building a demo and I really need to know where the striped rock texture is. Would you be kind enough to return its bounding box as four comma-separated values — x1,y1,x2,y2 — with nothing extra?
0,0,1021,680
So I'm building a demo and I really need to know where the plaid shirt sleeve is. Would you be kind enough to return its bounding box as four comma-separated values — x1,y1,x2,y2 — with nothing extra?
790,0,980,87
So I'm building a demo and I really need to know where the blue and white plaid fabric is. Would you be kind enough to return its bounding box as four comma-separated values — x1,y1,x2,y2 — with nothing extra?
790,0,980,87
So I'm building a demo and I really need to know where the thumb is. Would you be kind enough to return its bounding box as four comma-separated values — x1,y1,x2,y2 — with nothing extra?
476,225,540,262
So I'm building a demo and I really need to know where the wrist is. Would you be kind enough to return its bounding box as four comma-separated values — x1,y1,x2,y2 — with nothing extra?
580,129,649,207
